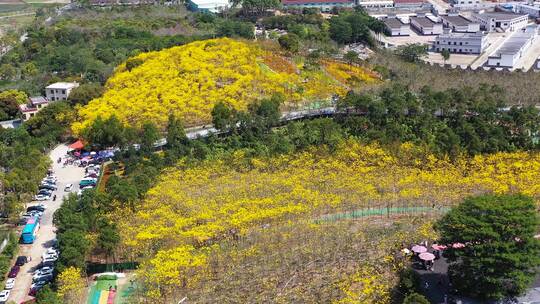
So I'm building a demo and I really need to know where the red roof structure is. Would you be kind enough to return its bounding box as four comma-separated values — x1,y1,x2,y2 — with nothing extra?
394,0,425,3
282,0,351,4
69,140,84,150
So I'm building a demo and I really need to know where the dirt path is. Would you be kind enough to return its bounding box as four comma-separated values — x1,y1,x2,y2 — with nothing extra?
9,144,85,303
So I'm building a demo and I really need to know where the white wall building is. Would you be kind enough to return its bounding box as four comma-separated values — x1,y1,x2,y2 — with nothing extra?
187,0,230,12
433,32,486,54
19,96,49,121
487,26,538,68
410,16,443,35
441,14,480,32
358,0,393,8
515,3,540,18
281,0,354,11
382,17,410,36
450,0,480,8
45,82,79,101
472,12,528,32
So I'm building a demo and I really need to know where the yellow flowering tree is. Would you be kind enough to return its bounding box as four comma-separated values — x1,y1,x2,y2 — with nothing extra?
57,266,86,304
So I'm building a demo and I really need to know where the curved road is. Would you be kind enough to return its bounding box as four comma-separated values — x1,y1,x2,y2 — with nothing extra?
9,144,85,304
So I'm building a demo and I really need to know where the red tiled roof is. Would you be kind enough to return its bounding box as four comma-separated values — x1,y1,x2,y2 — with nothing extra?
282,0,352,4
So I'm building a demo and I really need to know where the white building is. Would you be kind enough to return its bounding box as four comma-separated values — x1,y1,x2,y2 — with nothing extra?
450,0,480,8
472,12,528,32
19,96,49,121
281,0,354,11
358,0,393,8
45,82,79,101
515,3,540,18
487,26,538,68
382,17,410,36
441,14,481,32
187,0,230,13
410,16,443,35
433,32,486,54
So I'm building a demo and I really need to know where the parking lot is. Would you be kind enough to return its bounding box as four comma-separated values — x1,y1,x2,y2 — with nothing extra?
8,144,85,303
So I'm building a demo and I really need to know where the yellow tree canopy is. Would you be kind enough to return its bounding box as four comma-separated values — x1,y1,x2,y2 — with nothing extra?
72,38,379,134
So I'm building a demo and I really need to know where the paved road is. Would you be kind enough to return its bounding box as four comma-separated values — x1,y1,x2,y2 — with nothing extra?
9,144,84,304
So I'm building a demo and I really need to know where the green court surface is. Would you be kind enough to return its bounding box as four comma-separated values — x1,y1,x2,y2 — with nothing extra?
88,279,117,304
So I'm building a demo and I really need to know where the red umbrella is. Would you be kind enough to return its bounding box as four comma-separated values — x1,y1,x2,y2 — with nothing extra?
418,252,436,261
69,140,84,150
411,245,427,253
431,244,447,251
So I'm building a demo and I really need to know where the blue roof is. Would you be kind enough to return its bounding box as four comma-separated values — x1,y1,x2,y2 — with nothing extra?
22,217,38,234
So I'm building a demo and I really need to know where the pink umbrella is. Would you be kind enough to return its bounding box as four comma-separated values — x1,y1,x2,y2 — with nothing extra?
411,245,427,253
452,242,465,249
431,244,447,251
418,252,436,261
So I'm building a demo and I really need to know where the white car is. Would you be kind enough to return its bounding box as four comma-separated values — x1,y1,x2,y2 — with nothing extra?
0,290,10,302
33,269,53,280
46,248,58,255
64,184,73,192
34,194,50,201
42,256,57,263
42,252,58,260
38,203,47,210
34,266,54,275
4,278,15,290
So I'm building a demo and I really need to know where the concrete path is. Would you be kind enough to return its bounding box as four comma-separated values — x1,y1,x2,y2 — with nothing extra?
9,144,85,303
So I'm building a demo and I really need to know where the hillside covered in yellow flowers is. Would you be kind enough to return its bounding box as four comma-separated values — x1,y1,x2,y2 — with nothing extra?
118,141,540,302
72,38,379,133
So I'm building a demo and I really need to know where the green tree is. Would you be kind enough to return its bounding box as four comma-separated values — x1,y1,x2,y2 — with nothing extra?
166,114,188,153
139,121,159,154
397,44,427,63
212,101,235,131
35,285,62,304
403,292,430,304
125,58,143,72
278,34,300,53
441,49,450,64
0,64,16,81
436,194,540,300
82,115,126,149
329,17,352,44
344,50,359,65
67,83,104,106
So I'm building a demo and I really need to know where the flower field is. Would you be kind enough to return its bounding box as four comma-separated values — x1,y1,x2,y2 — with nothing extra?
119,141,540,301
72,38,379,134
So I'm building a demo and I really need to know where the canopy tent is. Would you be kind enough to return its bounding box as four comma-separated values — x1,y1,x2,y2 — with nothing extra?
69,140,84,150
418,252,435,261
411,245,427,254
431,244,447,251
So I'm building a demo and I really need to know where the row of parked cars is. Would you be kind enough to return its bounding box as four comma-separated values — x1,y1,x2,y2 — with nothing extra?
34,175,58,201
29,246,59,296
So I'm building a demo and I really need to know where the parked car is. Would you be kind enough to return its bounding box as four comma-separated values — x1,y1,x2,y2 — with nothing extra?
33,268,54,279
40,261,55,268
39,184,56,191
29,283,46,296
18,218,27,226
15,256,27,266
34,194,50,201
46,248,58,255
32,273,53,283
42,252,58,260
7,266,19,278
4,278,15,290
42,256,57,263
27,206,45,213
0,290,10,303
64,183,73,192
